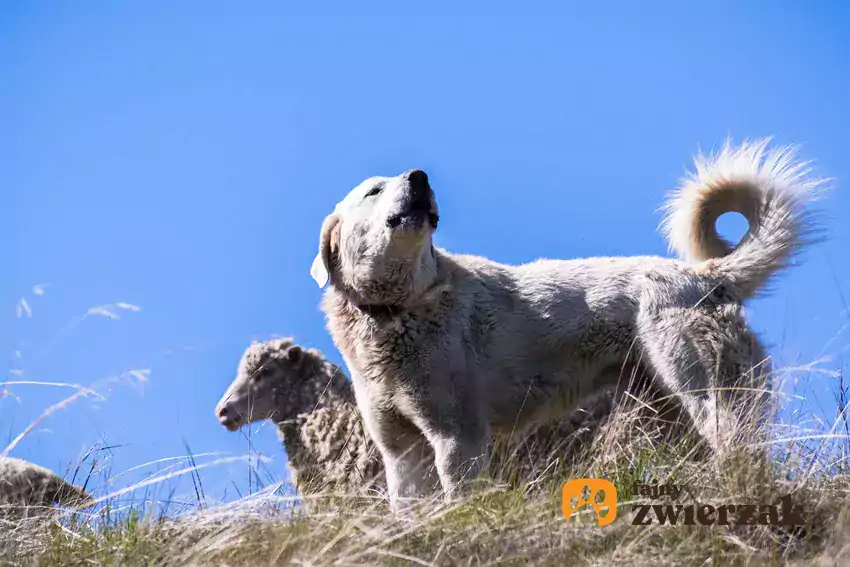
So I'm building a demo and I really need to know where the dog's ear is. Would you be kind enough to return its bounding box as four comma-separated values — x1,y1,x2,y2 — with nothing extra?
310,213,341,288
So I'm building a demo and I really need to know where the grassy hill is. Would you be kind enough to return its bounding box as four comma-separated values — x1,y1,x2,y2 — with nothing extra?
3,387,849,567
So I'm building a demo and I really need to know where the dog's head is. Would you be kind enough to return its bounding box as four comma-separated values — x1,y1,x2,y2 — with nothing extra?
214,339,313,431
310,169,440,306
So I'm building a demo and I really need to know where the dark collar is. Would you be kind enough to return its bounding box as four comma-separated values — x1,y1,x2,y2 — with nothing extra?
352,302,404,318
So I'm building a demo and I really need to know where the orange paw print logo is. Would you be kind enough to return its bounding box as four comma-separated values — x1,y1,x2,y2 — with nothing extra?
562,478,617,526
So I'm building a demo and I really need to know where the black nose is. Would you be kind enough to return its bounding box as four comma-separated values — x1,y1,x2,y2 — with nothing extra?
404,169,428,186
403,169,430,202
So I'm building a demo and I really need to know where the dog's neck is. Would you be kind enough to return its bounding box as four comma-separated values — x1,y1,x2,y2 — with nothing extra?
321,248,458,371
338,245,443,319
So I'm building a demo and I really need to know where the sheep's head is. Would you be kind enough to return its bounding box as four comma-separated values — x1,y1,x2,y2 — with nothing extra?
215,338,320,432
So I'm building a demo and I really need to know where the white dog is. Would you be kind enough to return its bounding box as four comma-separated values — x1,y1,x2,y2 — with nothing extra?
309,139,822,508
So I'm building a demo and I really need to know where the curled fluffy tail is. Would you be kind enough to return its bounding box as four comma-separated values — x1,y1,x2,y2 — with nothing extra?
661,138,825,298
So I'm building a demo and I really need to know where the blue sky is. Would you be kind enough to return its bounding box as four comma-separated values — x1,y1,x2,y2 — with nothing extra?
2,1,849,504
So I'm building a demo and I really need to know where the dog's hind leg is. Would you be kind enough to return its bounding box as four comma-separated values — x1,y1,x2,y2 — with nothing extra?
636,306,748,457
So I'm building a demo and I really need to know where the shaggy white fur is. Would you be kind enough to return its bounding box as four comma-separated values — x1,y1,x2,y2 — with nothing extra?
309,139,823,509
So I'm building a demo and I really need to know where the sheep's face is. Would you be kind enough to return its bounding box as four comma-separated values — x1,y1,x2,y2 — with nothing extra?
309,169,440,307
215,339,311,432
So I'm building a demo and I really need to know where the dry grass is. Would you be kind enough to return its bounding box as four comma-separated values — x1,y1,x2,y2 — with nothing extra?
3,379,850,567
3,291,849,566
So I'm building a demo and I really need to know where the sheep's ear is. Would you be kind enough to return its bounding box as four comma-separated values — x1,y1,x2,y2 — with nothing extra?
310,213,341,288
287,345,303,364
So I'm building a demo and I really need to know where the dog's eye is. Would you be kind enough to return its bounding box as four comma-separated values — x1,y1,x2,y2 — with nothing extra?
364,185,383,198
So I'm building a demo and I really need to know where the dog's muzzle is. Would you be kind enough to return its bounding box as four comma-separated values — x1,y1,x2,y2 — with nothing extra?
387,169,439,230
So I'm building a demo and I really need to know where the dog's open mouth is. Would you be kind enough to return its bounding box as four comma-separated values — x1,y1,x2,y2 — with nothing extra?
387,209,440,230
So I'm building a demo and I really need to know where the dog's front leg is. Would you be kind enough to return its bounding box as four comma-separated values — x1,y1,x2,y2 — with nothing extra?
358,406,434,511
426,430,489,499
378,435,433,512
404,376,491,500
350,373,436,510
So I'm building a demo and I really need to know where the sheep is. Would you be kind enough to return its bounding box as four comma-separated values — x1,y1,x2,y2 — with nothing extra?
0,456,93,518
215,339,386,495
215,338,616,496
